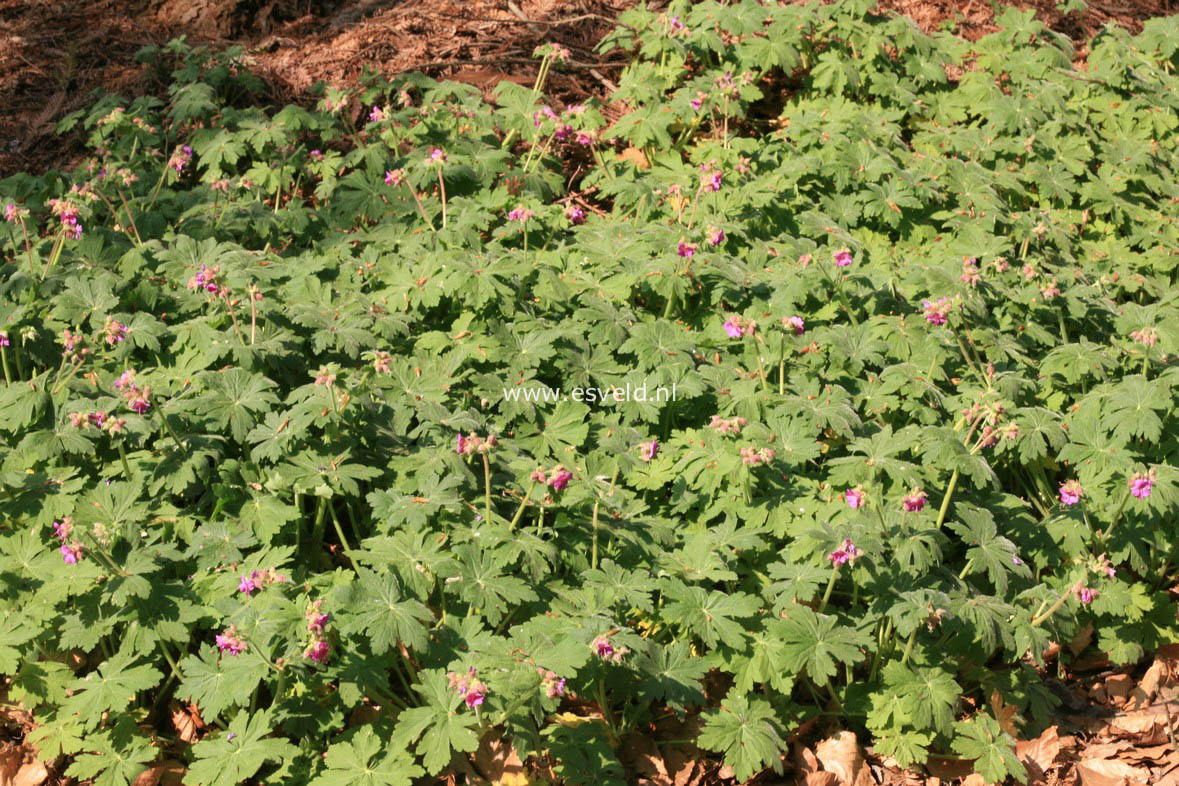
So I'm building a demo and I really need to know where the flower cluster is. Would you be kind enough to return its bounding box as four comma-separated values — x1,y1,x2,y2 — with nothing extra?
114,369,151,414
722,315,755,338
845,486,866,509
61,328,90,364
677,240,697,258
960,258,981,286
590,634,628,663
507,205,535,223
48,198,83,240
456,433,497,456
564,204,586,224
1059,479,1083,506
215,626,247,656
533,42,571,63
103,317,128,345
384,168,405,187
922,297,953,326
1075,586,1099,605
538,668,566,699
52,518,83,565
530,466,572,491
238,568,288,595
1130,327,1159,348
368,105,388,124
710,415,747,434
902,488,927,512
829,538,858,566
739,446,774,465
783,316,805,335
1129,469,1155,500
833,248,853,267
68,410,126,435
303,600,331,662
707,226,725,246
700,165,723,192
187,264,225,297
639,439,659,462
169,145,193,173
448,667,488,708
427,147,447,165
3,202,27,223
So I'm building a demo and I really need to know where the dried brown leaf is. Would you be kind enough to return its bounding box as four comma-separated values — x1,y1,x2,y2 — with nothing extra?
12,761,47,786
474,734,528,786
1017,724,1062,780
1075,758,1149,786
815,731,863,785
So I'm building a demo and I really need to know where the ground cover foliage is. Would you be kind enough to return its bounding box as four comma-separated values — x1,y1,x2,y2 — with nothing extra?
1,1,1179,783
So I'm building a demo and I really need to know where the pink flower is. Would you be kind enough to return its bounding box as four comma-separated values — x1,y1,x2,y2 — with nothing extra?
902,488,927,512
1129,471,1154,499
739,446,774,466
784,316,805,335
368,105,386,123
61,542,83,564
384,169,405,186
923,298,952,326
707,227,725,246
464,690,485,708
709,415,746,435
702,170,723,192
2,203,17,223
591,635,628,663
1059,479,1083,506
238,575,258,595
456,434,470,455
690,92,707,111
960,259,981,286
308,613,330,633
1076,587,1098,605
1131,327,1158,347
845,486,865,509
0,331,8,347
215,627,246,655
833,249,853,267
304,640,331,662
677,241,697,258
128,390,151,414
564,204,585,224
828,538,857,566
52,518,73,541
428,148,447,164
547,467,572,491
723,320,742,339
1040,280,1061,299
640,440,658,462
538,669,566,698
309,149,323,160
507,206,535,223
448,668,487,708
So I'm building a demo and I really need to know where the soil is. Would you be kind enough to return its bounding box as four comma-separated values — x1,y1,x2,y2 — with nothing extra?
1,0,1176,179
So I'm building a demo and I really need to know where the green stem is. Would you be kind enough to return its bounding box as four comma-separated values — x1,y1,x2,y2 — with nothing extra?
1031,580,1082,627
933,468,960,531
117,441,133,479
0,345,10,384
900,627,918,665
1102,487,1134,542
481,453,493,525
818,563,839,613
437,169,447,229
591,463,621,570
507,482,536,531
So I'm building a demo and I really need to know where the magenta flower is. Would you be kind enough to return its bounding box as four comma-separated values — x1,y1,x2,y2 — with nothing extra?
590,634,628,663
464,689,485,708
428,148,447,164
448,667,487,709
215,627,246,656
828,538,858,566
538,669,566,698
304,640,331,662
2,203,16,223
702,170,723,192
456,433,470,455
308,613,330,634
640,440,658,462
61,542,83,565
507,206,535,223
368,105,386,123
723,320,742,339
1059,479,1083,506
784,316,805,335
1076,587,1098,605
564,204,585,224
707,227,725,246
833,249,853,267
845,486,865,509
384,169,404,186
690,92,706,111
547,467,572,491
0,331,9,347
1130,471,1154,499
923,298,952,326
309,149,324,160
575,132,593,146
128,390,151,414
677,241,697,258
902,488,927,512
238,575,258,595
52,518,73,541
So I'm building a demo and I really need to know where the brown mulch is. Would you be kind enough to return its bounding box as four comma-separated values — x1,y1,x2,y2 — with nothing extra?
2,0,1177,179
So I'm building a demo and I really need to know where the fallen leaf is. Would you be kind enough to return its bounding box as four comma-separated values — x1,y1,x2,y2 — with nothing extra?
961,775,986,786
133,765,165,786
1068,622,1094,656
474,734,528,786
12,761,47,786
815,731,863,785
1104,674,1132,703
169,700,200,743
989,689,1021,738
1016,724,1062,780
1076,758,1149,786
1080,741,1133,760
618,146,650,170
805,774,840,786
